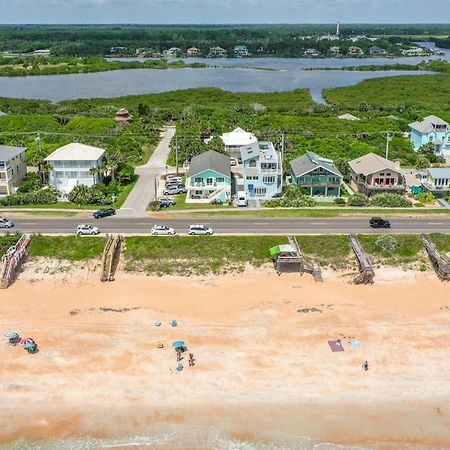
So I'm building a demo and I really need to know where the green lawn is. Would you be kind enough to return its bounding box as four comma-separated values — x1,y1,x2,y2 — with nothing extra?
163,193,233,211
429,233,450,253
297,235,351,269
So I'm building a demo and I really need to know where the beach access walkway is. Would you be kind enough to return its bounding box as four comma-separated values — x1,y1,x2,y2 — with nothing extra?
118,126,176,218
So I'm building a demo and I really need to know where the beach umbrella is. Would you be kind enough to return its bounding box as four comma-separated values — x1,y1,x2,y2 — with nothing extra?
172,341,185,348
23,342,36,349
19,338,34,346
5,332,19,339
171,320,177,327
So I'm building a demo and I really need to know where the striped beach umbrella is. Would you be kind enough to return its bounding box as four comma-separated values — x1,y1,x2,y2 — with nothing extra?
19,338,35,346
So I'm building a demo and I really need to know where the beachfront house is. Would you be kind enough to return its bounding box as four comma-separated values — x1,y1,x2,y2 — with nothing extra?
207,47,227,58
289,152,342,197
329,46,341,56
163,47,181,57
0,145,27,196
348,152,405,196
402,47,427,56
186,47,201,56
409,115,450,156
45,143,106,195
303,48,321,57
186,150,231,203
240,140,283,201
369,46,386,55
115,108,133,123
348,46,364,56
234,45,249,56
421,168,450,196
220,127,258,159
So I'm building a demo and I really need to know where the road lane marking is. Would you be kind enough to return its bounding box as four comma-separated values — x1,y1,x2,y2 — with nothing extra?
427,222,444,225
311,222,327,225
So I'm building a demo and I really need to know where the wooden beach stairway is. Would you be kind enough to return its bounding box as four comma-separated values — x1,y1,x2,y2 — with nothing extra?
100,234,123,282
420,234,450,281
0,234,31,289
287,235,323,282
349,234,375,284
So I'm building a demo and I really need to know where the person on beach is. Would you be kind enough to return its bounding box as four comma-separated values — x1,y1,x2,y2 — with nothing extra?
362,361,369,371
176,350,182,361
189,353,195,367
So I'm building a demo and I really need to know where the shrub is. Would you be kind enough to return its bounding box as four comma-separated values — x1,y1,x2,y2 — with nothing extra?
417,191,436,205
348,193,369,207
0,188,59,206
148,200,160,211
16,173,41,193
334,197,346,205
375,235,398,253
371,193,412,208
67,184,111,205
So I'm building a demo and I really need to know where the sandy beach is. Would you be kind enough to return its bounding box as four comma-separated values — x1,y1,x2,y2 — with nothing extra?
1,267,450,449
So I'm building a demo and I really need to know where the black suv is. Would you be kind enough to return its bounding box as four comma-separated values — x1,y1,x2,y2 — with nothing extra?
159,198,176,207
369,217,391,228
93,208,116,219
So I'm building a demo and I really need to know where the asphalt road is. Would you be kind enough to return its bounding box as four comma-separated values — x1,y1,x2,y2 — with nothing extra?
2,216,450,235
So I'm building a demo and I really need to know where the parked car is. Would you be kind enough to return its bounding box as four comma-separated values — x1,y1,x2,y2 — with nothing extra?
188,224,214,235
369,217,391,228
237,191,248,207
159,197,176,207
164,186,186,195
166,176,183,184
230,157,237,166
93,208,116,219
151,225,176,235
165,182,185,190
0,218,14,228
76,224,100,235
166,174,182,180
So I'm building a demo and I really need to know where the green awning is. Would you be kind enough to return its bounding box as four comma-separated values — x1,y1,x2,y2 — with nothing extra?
270,244,297,256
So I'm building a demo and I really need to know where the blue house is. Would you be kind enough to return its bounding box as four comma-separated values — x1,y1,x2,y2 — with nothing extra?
233,45,249,56
240,141,282,200
409,115,450,156
186,150,231,203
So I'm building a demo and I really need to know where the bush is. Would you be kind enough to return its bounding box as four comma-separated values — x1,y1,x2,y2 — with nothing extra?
371,193,412,208
375,235,398,253
148,200,160,211
0,188,59,206
348,193,369,207
334,197,346,205
16,173,41,193
67,184,111,205
417,191,436,205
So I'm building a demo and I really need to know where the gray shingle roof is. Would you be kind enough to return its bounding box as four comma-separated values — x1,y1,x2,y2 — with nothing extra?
187,150,231,178
409,115,449,134
290,152,342,178
349,152,399,176
0,145,26,161
427,167,450,179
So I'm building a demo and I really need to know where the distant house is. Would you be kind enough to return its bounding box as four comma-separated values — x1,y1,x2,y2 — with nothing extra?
409,115,450,156
421,167,450,195
348,46,364,56
207,47,227,58
186,47,201,56
115,108,133,123
32,49,51,56
290,152,342,197
303,48,321,57
234,45,249,57
329,46,341,56
348,152,405,196
0,145,27,196
220,127,257,158
109,46,126,54
402,47,427,56
338,113,360,121
369,46,386,55
45,143,106,195
163,47,180,57
240,141,282,201
317,35,339,41
186,150,231,203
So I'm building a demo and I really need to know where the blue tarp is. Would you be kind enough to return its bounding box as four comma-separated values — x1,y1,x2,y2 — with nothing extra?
349,339,361,349
172,341,185,347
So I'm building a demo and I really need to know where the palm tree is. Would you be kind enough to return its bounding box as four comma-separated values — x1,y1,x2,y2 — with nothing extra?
89,166,101,184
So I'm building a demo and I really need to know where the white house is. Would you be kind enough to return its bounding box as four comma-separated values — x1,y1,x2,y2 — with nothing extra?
45,143,106,194
220,127,258,158
0,145,27,196
422,168,450,195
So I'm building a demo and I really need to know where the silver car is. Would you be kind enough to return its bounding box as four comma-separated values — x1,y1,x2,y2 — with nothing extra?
76,224,100,235
0,218,14,228
188,224,214,235
151,225,176,235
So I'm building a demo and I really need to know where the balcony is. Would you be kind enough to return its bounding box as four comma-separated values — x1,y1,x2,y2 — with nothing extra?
422,181,450,192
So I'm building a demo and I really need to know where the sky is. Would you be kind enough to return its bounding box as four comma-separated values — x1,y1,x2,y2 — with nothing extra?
0,0,449,24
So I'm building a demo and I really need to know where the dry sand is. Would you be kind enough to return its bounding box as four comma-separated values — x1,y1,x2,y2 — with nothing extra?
0,267,450,449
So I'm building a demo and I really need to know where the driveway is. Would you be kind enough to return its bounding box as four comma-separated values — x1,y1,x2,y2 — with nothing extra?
118,126,176,217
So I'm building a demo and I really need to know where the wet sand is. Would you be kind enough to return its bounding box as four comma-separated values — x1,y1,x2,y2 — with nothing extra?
1,268,450,448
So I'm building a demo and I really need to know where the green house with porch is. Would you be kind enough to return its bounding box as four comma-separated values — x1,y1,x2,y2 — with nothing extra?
289,151,342,197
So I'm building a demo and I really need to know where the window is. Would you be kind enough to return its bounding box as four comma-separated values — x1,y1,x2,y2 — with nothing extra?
206,178,213,185
248,159,257,168
254,187,266,196
247,176,258,181
263,176,275,184
216,177,224,183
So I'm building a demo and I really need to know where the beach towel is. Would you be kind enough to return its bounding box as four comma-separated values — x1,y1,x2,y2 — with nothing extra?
349,339,361,349
328,340,344,352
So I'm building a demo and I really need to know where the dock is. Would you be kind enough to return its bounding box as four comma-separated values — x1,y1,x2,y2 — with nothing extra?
421,234,450,281
100,234,123,282
349,234,374,284
0,234,31,289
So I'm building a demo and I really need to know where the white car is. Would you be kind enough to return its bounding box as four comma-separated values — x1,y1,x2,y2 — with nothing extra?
0,218,14,228
151,225,176,235
76,224,100,235
188,224,214,235
230,157,237,166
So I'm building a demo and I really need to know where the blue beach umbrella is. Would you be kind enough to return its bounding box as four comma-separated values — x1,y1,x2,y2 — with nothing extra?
172,341,185,348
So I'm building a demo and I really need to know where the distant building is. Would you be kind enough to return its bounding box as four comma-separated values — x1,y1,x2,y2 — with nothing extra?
233,45,249,56
348,152,405,196
207,46,227,58
240,141,283,201
45,143,106,194
115,108,133,123
186,150,231,203
421,168,450,195
32,49,51,56
401,47,428,56
0,145,27,196
329,46,341,56
348,46,364,56
349,35,366,42
163,47,180,57
186,47,201,56
220,127,257,158
303,48,321,57
317,35,339,41
338,113,360,121
290,152,342,197
369,46,386,55
409,115,450,156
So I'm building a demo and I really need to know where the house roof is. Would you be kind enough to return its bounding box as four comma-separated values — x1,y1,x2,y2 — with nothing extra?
0,145,26,161
187,150,231,178
338,113,360,121
290,152,342,178
349,152,399,176
44,143,106,162
426,167,450,179
221,127,257,147
409,115,449,133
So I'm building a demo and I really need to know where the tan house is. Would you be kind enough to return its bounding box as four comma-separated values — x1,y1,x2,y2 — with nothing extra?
348,46,364,56
348,152,405,196
0,145,27,196
186,47,201,56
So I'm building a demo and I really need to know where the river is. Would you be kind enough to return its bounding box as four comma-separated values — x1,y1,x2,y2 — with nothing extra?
0,43,446,103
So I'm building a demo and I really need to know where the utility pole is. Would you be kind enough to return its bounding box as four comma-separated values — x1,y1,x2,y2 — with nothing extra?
175,133,179,175
154,177,157,201
281,132,285,163
385,132,392,159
